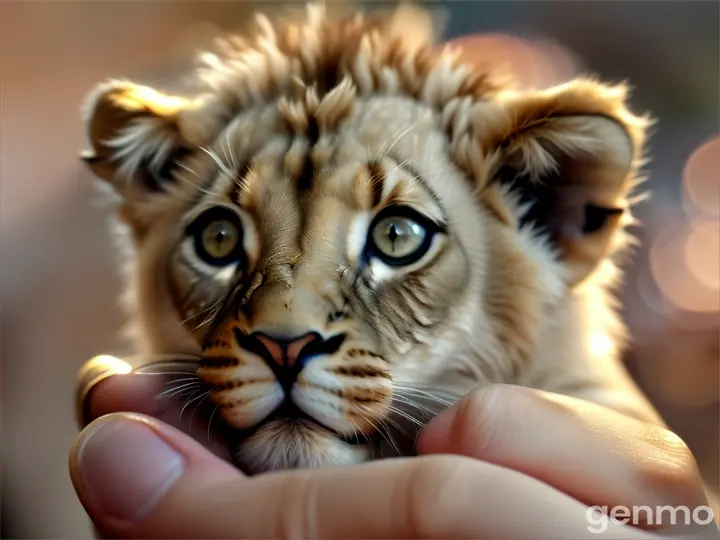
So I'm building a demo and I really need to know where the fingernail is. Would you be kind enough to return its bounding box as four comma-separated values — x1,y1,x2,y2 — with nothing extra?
74,414,184,522
419,401,457,446
418,386,500,452
415,397,463,454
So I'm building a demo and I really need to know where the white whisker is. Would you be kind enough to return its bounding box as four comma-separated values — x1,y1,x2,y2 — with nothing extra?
160,387,203,401
375,124,415,163
358,410,402,457
387,157,412,179
379,408,414,438
173,167,216,197
180,390,211,424
225,129,239,169
380,125,416,161
189,391,212,429
163,376,202,385
393,400,447,422
200,146,235,179
393,390,453,410
183,295,225,326
141,371,200,376
193,305,224,332
393,383,458,405
207,404,220,445
387,401,426,428
175,161,200,178
158,380,201,398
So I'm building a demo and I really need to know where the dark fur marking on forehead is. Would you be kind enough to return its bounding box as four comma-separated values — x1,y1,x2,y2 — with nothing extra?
297,117,320,193
367,161,385,209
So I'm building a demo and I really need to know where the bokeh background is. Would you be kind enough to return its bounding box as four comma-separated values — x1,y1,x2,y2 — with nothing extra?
1,1,718,537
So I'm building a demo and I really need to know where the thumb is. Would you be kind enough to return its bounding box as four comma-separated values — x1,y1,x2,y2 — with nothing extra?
69,413,241,538
69,412,649,540
71,413,447,539
70,412,436,539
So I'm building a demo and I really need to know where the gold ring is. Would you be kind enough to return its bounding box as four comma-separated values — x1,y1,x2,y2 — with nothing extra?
74,355,133,430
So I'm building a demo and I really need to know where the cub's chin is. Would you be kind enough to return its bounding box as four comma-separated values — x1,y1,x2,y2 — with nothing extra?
235,417,373,475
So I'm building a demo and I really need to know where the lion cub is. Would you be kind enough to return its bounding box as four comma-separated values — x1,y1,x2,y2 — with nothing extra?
81,4,660,473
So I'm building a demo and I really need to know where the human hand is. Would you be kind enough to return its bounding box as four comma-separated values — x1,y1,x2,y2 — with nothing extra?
70,359,718,539
417,384,720,539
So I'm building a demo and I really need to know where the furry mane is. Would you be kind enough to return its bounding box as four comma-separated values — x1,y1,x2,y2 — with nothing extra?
182,4,502,141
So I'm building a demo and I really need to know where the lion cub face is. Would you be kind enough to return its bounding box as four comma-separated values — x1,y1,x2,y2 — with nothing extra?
81,6,648,473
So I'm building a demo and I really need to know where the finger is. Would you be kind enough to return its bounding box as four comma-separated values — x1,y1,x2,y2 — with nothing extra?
417,384,712,531
76,355,199,428
77,356,232,461
69,412,652,540
76,355,136,428
87,372,171,419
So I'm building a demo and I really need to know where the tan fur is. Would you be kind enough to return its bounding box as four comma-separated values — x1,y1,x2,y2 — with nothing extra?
81,4,662,474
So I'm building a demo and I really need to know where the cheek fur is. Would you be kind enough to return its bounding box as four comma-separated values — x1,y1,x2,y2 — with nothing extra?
294,354,393,434
198,325,284,429
348,236,471,355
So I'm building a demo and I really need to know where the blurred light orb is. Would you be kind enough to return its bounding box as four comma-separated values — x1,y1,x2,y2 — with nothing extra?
682,136,719,217
634,262,673,320
650,220,719,314
448,33,579,90
530,38,579,85
685,219,720,291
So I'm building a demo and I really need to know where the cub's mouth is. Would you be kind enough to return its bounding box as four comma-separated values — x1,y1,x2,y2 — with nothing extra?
270,400,373,445
238,400,374,447
227,401,377,475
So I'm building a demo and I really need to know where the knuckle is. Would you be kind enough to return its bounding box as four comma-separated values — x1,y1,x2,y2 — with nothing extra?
405,455,480,538
637,426,703,502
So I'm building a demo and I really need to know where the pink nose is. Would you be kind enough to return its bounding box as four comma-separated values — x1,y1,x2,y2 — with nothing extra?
255,332,321,368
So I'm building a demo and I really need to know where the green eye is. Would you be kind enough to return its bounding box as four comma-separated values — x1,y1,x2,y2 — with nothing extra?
201,220,240,260
372,217,427,259
369,208,436,266
187,207,245,266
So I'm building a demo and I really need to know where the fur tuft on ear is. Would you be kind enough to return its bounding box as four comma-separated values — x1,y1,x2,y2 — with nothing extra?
470,79,653,285
80,80,195,196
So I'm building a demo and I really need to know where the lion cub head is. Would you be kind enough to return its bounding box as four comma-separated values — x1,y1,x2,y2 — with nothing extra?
81,5,649,473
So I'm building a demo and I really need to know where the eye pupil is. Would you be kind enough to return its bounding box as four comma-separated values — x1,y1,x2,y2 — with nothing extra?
388,224,399,246
370,211,433,266
206,222,236,252
187,208,244,266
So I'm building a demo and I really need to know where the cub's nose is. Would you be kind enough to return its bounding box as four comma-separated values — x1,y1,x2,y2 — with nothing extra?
234,329,346,393
256,332,320,369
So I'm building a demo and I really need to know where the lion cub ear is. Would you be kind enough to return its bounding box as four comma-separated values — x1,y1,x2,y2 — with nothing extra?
80,80,197,197
476,80,652,286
